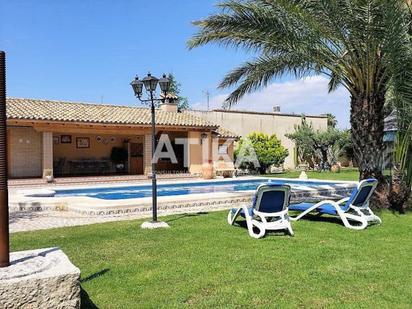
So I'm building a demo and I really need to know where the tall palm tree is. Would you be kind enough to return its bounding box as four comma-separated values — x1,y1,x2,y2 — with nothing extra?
324,113,337,128
386,0,412,211
390,124,412,212
188,0,412,206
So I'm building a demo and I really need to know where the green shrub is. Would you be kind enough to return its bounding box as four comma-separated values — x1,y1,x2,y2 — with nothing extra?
235,132,288,174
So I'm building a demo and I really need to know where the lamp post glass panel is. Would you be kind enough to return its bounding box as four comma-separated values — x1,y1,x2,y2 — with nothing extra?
131,73,170,223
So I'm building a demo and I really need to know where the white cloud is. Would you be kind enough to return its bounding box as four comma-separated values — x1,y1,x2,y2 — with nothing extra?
191,76,350,128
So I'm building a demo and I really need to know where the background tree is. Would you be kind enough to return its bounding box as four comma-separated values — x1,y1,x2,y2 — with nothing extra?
385,0,412,212
286,118,352,169
189,0,412,208
167,73,189,111
330,129,353,166
235,132,288,174
325,113,337,129
286,118,316,164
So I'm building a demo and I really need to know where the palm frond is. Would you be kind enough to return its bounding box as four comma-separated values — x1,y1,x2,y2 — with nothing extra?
381,0,412,188
382,0,412,132
394,123,412,186
188,0,398,103
218,54,315,105
328,71,341,93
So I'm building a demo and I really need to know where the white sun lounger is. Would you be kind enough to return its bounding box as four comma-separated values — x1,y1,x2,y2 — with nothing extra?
227,183,293,238
289,179,381,230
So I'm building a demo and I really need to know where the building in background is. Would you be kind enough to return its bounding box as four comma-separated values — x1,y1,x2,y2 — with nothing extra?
186,109,328,169
383,110,398,170
6,98,238,179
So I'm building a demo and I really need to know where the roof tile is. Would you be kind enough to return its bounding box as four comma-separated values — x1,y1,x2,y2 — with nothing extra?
214,127,240,139
6,98,217,128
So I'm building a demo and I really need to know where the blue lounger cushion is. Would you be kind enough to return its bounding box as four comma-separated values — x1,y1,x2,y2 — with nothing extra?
289,202,346,216
231,207,254,218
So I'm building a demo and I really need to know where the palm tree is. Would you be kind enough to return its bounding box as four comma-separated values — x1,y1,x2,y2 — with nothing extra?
325,113,337,129
188,0,412,207
390,124,412,212
386,0,412,212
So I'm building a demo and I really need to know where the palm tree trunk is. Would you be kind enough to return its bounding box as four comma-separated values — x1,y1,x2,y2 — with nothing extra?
350,92,388,208
389,165,410,213
320,148,328,169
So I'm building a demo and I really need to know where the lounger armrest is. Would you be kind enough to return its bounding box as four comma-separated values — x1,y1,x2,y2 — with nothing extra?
255,212,268,224
290,200,341,221
254,209,288,217
336,197,350,205
253,209,288,224
350,201,370,210
316,200,339,206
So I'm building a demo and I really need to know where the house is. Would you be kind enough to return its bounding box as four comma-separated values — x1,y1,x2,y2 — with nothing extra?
6,98,238,179
186,109,328,169
383,110,398,169
383,110,397,143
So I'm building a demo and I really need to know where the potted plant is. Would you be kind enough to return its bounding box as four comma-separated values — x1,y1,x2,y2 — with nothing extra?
202,159,215,179
110,147,128,172
331,161,341,173
43,169,54,183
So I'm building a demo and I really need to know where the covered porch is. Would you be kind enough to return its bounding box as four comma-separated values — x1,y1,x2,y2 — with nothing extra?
53,130,190,177
53,132,145,177
7,122,197,179
6,98,237,182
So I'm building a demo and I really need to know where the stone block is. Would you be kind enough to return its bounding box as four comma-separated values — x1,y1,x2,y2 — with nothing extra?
0,247,81,309
141,221,170,229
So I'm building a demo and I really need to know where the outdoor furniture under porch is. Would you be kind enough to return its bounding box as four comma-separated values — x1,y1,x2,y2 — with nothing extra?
54,158,114,177
64,159,112,176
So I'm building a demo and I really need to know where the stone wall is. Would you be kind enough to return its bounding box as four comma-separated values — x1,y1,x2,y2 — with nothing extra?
7,127,42,178
187,110,328,169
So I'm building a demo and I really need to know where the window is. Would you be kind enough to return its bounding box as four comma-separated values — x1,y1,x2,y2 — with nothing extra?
218,145,228,155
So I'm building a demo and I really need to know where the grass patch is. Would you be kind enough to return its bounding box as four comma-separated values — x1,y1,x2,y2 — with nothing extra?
267,168,360,181
11,210,412,308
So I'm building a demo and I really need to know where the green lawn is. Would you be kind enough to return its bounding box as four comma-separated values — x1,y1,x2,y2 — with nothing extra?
11,210,412,308
267,167,360,181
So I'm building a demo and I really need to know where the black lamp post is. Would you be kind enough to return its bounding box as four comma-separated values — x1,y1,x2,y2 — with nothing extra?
131,73,170,223
0,51,9,267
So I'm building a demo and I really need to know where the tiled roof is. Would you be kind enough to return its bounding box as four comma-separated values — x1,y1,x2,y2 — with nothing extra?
6,98,218,128
214,127,240,139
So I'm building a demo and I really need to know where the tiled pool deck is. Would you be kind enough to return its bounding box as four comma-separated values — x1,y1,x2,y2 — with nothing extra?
9,176,357,233
8,173,196,188
10,206,224,233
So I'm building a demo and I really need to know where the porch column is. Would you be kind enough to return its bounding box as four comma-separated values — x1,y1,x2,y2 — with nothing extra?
144,133,152,175
42,132,53,179
188,131,202,175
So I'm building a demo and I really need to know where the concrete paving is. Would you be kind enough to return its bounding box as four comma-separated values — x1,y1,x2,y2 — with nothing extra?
9,203,231,233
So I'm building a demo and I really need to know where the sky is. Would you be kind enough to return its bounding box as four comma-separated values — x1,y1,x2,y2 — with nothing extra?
1,0,350,128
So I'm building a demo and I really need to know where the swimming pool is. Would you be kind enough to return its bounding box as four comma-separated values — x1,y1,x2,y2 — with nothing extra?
53,178,351,200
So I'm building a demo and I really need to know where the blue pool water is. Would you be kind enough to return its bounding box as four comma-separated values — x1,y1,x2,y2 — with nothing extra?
54,179,344,200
